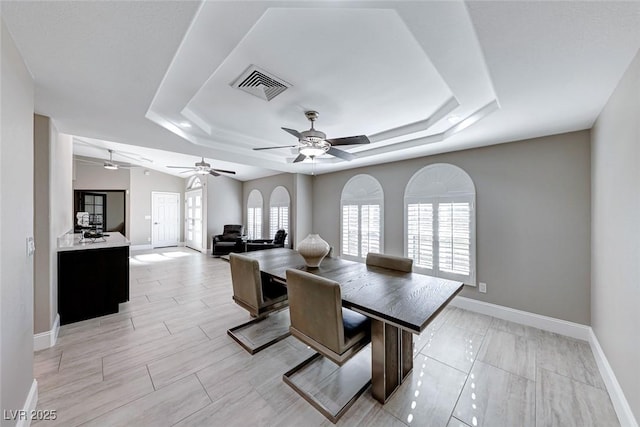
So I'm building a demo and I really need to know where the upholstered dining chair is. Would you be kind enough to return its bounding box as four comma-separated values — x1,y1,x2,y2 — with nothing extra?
227,253,290,354
283,269,371,423
365,252,413,272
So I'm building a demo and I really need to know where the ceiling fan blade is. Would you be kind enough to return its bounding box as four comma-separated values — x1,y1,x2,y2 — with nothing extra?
292,154,306,163
327,147,355,161
179,169,196,174
166,165,195,169
253,145,299,151
209,170,221,177
75,158,103,165
282,127,302,139
211,168,236,175
326,135,370,146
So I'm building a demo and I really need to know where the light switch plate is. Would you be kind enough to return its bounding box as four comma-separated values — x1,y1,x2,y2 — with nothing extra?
479,282,487,293
27,237,35,256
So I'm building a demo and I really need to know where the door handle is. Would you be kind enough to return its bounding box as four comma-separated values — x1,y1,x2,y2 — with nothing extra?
154,222,159,225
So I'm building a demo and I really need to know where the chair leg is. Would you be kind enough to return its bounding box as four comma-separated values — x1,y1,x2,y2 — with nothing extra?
282,347,371,423
227,308,291,354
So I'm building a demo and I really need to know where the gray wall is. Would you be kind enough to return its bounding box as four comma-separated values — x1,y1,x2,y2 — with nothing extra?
34,116,73,336
1,18,35,425
313,131,591,325
591,50,640,421
293,174,313,249
48,130,72,339
129,167,185,246
207,174,243,249
242,173,293,241
34,115,51,334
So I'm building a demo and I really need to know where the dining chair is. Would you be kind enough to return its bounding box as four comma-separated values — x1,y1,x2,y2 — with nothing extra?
365,252,413,272
283,268,371,423
226,253,290,354
366,252,414,385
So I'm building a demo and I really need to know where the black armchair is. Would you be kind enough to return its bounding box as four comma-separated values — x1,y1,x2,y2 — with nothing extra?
212,224,245,257
247,229,287,251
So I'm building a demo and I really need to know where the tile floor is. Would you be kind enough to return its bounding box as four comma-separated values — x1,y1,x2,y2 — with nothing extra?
33,248,620,426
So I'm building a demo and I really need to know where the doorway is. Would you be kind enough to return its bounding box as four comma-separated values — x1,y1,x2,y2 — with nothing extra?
185,188,204,251
151,192,180,248
74,190,126,234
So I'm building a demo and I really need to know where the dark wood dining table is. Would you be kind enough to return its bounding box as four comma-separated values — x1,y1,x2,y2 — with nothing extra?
241,248,464,404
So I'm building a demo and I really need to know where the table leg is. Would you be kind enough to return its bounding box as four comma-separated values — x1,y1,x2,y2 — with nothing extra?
371,319,414,403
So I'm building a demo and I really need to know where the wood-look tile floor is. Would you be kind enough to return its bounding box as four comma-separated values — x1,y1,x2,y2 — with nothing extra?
33,248,620,426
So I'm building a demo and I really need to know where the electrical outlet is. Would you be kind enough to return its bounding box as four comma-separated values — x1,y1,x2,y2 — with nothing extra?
479,282,487,293
147,237,151,242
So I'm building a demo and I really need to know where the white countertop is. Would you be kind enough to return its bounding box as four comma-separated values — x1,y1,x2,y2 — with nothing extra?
57,232,130,252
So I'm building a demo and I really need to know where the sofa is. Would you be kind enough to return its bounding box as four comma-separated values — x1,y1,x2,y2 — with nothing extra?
212,224,245,256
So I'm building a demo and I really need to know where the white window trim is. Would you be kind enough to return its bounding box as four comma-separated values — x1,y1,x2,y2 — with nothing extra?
340,174,384,262
247,189,263,240
404,164,476,285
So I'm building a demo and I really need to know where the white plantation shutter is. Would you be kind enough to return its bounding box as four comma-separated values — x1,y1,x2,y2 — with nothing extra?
407,203,434,270
247,207,262,239
270,206,289,244
342,205,359,256
438,202,471,276
405,164,476,284
247,190,263,240
361,204,380,256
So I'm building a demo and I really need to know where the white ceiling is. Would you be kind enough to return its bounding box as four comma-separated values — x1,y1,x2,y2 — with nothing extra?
2,1,640,180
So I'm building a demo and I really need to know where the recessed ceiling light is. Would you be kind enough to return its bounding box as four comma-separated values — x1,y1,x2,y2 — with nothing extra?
447,115,460,124
179,121,192,128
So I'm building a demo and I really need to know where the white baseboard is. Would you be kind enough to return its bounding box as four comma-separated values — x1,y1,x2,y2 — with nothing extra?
33,313,60,351
451,296,637,426
130,244,152,251
450,296,591,340
589,330,638,427
131,243,185,251
15,379,38,427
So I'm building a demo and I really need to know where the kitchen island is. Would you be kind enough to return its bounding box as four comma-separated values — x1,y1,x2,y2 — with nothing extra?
57,232,130,325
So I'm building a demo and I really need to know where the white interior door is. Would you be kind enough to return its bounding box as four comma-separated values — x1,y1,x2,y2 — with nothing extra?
184,188,203,251
152,192,180,247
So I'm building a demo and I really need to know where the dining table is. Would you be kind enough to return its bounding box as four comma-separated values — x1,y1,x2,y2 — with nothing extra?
241,248,464,404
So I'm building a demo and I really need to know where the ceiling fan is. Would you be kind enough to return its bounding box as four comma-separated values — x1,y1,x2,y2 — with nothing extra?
253,111,370,162
166,157,236,176
75,149,134,170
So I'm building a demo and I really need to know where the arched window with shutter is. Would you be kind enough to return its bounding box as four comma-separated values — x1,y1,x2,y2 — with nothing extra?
269,186,290,245
340,174,384,261
405,163,476,284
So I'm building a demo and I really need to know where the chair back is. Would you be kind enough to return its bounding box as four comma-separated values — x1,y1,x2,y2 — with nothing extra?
366,253,413,272
230,253,263,314
286,269,344,354
222,224,244,240
273,229,287,245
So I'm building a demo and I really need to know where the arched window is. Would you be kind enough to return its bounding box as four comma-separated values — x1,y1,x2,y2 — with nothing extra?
269,186,290,245
405,163,476,284
340,174,383,260
247,189,263,239
187,176,203,190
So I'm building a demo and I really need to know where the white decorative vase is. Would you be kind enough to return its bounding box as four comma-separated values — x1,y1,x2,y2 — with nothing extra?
297,234,330,268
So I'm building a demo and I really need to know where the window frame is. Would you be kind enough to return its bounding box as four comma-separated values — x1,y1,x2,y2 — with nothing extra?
269,186,290,246
247,189,263,240
404,164,476,285
340,174,384,262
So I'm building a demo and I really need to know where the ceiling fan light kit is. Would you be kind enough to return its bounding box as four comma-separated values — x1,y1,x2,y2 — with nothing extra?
253,110,370,163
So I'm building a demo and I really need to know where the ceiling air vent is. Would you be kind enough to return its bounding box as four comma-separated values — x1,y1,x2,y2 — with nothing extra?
231,65,290,102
